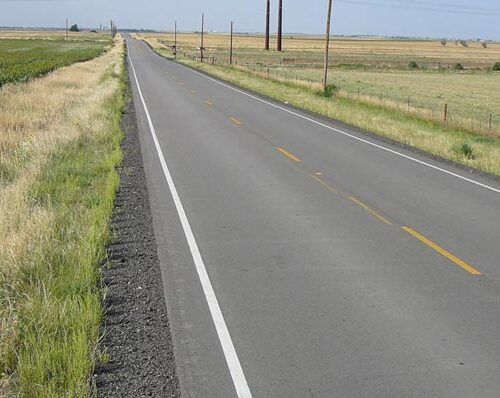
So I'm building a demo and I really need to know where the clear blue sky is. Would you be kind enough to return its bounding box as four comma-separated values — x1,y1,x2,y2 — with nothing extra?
1,0,500,39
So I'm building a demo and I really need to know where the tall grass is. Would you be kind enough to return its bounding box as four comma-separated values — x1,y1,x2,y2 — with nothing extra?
0,37,125,396
145,38,500,176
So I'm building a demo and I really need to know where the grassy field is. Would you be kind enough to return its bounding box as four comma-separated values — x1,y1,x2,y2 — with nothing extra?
140,32,500,69
0,29,112,42
139,33,500,136
139,34,500,176
0,34,124,396
0,37,111,86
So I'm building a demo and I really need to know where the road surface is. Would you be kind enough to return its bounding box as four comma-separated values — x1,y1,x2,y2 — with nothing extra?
126,36,500,398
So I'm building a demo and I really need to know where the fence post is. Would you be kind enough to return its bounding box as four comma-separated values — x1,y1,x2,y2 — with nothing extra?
407,97,410,111
443,103,448,123
489,112,493,129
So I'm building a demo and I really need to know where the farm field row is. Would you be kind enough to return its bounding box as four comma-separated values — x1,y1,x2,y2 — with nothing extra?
0,35,111,86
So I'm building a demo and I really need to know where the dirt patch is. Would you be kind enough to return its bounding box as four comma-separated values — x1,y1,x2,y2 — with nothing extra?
94,75,180,397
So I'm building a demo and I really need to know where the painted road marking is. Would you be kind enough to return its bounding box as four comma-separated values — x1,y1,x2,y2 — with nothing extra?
348,196,393,226
205,100,214,106
277,147,302,162
310,174,339,194
402,227,482,275
129,56,253,398
230,117,243,126
186,66,500,195
190,89,197,95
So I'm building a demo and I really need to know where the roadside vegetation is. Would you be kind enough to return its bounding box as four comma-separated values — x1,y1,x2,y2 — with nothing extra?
0,35,124,396
139,34,500,176
0,37,110,86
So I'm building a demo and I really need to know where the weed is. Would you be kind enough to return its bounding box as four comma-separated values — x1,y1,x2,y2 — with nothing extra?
452,143,475,159
322,84,336,97
0,36,124,396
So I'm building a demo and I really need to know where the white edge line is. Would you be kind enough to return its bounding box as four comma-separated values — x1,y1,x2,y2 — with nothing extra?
180,62,500,195
128,54,253,398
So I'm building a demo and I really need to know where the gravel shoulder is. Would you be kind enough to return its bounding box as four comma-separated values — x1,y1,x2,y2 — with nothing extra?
94,73,180,397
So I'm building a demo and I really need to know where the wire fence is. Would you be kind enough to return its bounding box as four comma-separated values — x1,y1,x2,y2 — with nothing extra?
154,38,499,137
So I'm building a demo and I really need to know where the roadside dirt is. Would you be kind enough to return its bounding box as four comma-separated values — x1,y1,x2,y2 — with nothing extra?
94,77,181,397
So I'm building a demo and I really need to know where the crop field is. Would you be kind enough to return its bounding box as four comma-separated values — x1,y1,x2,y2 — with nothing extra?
0,37,110,86
0,28,111,42
140,32,500,70
138,32,500,135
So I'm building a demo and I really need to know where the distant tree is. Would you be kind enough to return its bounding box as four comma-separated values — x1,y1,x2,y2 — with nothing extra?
493,62,500,71
69,24,79,32
482,42,488,49
460,40,468,47
440,40,447,46
408,61,419,69
453,63,464,71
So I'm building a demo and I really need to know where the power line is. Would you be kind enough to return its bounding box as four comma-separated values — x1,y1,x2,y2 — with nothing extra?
376,0,500,13
336,0,500,16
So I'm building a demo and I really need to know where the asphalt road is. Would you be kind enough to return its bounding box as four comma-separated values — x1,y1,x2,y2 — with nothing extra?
126,36,500,398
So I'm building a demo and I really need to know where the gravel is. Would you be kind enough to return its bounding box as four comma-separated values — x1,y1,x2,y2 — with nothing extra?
94,75,181,397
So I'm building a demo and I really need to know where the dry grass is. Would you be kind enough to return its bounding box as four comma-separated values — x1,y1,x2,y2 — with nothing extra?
137,32,500,137
0,29,111,42
139,32,500,69
142,36,500,176
0,36,124,396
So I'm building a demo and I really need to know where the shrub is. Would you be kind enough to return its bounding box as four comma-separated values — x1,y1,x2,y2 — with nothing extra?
322,84,337,97
453,63,464,71
452,143,475,159
440,40,447,46
493,62,500,71
460,40,468,47
408,61,419,69
69,24,79,32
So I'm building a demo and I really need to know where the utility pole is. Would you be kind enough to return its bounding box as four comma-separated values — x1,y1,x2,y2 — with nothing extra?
174,21,177,59
110,20,114,38
265,0,270,50
65,18,68,40
200,13,205,62
277,0,283,51
323,0,334,92
230,21,234,64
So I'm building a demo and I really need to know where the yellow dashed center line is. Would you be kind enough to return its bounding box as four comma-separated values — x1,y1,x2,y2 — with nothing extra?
178,81,184,85
205,100,214,106
276,147,302,162
189,89,197,95
310,174,339,194
402,227,482,275
229,117,243,126
348,196,393,226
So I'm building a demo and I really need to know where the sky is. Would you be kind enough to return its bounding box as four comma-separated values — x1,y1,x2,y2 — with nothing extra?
1,0,500,40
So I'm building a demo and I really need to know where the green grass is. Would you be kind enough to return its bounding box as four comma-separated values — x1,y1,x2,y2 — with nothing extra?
0,38,110,86
150,34,500,135
0,56,125,396
258,66,500,132
153,45,500,176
